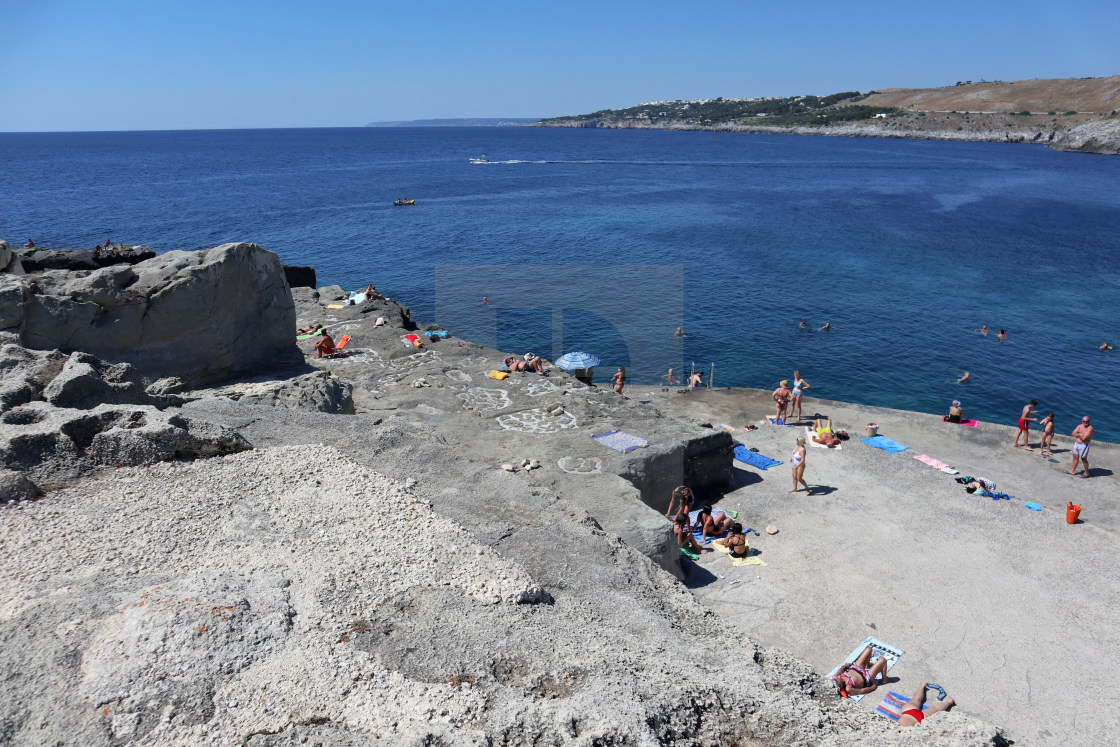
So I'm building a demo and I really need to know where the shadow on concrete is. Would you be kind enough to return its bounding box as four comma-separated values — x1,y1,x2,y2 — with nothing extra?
807,484,838,496
1087,467,1113,478
683,562,721,589
729,467,763,490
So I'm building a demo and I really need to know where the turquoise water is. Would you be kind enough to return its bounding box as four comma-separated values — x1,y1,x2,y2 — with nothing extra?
1,127,1118,439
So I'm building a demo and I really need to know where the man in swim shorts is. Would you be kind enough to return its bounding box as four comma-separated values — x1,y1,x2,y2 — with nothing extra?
813,418,840,447
1013,399,1038,450
896,683,955,726
1069,416,1094,478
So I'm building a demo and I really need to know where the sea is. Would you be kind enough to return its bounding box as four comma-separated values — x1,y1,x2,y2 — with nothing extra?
2,127,1119,441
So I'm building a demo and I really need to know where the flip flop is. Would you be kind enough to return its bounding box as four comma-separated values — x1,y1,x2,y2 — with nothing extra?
1024,502,1042,511
926,683,947,701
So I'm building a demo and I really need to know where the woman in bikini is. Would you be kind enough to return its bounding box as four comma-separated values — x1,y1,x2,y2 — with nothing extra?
665,486,694,519
610,366,625,394
716,523,749,558
772,380,792,423
789,371,809,421
830,646,889,697
898,683,955,726
693,505,734,542
790,437,809,493
1039,412,1056,457
672,514,709,554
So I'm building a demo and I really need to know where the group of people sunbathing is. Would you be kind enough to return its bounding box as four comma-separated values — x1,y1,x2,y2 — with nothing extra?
670,478,956,725
665,486,750,558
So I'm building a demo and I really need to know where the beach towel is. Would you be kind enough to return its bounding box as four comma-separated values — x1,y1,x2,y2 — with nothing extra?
591,430,651,453
733,444,782,470
710,540,767,566
679,546,700,561
487,370,509,380
403,334,424,348
942,416,980,427
326,304,345,309
720,423,736,432
914,454,949,469
827,637,904,702
765,416,791,426
876,691,928,722
861,435,910,454
806,426,842,450
348,293,365,305
425,330,449,340
296,328,324,340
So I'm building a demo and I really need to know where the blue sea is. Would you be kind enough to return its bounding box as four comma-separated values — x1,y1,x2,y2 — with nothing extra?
2,127,1119,440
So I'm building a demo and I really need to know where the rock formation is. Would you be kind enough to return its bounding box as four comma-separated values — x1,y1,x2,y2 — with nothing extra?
1050,119,1120,155
10,242,299,387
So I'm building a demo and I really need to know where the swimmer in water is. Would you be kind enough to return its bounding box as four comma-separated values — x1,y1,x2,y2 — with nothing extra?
799,318,807,328
957,371,970,384
997,329,1006,341
675,327,684,337
819,322,831,331
482,296,488,304
978,325,988,336
1101,342,1113,351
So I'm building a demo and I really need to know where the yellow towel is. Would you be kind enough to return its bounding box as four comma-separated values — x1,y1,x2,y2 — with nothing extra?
712,539,767,566
326,304,345,309
487,370,509,380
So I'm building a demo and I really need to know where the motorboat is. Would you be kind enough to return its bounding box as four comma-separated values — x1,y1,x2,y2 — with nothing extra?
393,199,415,206
469,155,489,164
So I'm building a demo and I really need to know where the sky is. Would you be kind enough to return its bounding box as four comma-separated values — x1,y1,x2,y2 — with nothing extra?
1,0,1118,132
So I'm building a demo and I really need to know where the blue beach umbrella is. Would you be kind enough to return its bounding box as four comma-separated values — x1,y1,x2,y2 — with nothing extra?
555,352,600,371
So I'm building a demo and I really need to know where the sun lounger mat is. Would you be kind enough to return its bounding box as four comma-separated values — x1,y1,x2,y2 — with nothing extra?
826,636,905,702
591,430,651,453
733,444,782,470
861,435,910,453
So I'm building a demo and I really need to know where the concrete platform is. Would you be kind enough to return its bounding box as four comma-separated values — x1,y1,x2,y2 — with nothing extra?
630,385,1118,745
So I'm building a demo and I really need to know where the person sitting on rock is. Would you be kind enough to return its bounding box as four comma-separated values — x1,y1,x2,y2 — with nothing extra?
364,284,383,301
715,522,749,558
313,329,337,359
24,239,34,248
673,514,709,555
694,505,734,542
946,400,965,423
665,485,694,519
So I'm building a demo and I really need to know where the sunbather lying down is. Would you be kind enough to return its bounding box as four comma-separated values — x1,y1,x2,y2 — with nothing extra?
831,646,889,697
297,322,323,335
504,354,549,375
898,683,955,726
813,418,841,447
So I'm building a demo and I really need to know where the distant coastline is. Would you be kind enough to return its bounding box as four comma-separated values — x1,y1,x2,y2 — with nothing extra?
365,117,538,127
530,75,1120,155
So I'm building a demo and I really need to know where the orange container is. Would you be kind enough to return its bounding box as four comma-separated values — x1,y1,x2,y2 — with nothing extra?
1066,502,1082,524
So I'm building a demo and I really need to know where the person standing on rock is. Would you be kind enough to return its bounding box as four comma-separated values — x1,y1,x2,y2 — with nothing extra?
1013,399,1038,450
790,370,809,421
772,380,791,423
1069,416,1094,478
790,437,809,494
610,366,625,395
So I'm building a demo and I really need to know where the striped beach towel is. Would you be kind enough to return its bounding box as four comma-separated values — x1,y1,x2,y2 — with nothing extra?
876,691,928,722
826,637,905,702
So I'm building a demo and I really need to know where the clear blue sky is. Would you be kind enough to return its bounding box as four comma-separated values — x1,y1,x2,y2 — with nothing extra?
2,0,1117,131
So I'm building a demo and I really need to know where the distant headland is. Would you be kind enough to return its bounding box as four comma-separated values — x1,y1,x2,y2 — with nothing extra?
366,117,538,127
529,75,1120,155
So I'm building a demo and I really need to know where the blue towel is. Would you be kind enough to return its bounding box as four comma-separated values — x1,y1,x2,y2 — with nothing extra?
861,435,910,453
425,330,449,339
733,444,782,470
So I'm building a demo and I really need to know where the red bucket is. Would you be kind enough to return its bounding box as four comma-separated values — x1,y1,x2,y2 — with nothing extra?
1066,502,1082,524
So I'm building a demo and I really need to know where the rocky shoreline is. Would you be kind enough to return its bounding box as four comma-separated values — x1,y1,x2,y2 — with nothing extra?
0,241,1008,744
532,117,1120,155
